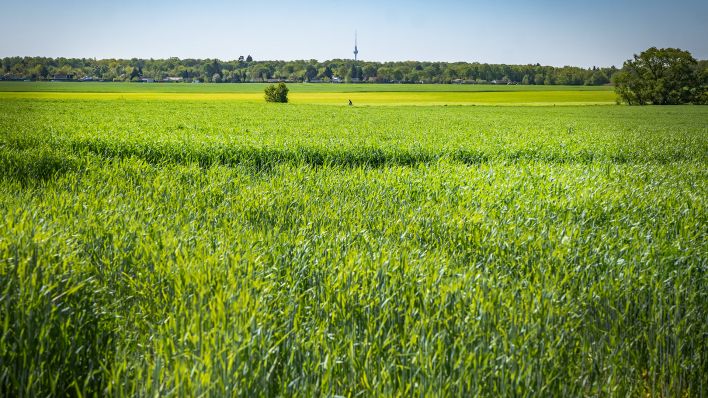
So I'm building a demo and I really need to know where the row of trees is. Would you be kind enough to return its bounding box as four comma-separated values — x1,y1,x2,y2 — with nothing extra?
1,56,620,85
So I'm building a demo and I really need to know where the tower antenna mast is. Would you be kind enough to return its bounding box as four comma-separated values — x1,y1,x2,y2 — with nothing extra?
353,30,359,61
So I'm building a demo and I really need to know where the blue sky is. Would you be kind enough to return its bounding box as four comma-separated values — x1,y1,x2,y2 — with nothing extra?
1,0,706,67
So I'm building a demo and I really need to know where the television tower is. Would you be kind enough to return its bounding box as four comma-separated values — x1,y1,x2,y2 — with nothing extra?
353,31,359,61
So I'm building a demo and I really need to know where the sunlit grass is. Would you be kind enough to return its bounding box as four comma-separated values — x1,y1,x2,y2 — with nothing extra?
0,96,706,396
0,89,616,105
0,81,615,93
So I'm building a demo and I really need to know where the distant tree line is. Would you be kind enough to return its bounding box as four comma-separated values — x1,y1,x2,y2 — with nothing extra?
1,56,626,85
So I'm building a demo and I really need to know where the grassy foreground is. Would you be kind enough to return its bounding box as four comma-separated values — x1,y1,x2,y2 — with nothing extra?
0,95,707,396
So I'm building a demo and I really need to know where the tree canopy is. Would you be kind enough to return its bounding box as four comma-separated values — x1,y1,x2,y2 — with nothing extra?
614,47,707,105
1,56,622,86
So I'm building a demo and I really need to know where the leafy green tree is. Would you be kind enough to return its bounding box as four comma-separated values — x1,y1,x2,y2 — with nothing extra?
205,59,221,78
348,65,363,81
392,68,404,82
264,82,288,103
304,65,318,81
615,47,705,105
320,66,333,79
129,66,141,81
362,65,376,80
336,66,348,80
586,70,609,86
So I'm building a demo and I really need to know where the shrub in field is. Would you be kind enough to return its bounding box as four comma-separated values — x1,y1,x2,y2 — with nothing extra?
264,82,289,103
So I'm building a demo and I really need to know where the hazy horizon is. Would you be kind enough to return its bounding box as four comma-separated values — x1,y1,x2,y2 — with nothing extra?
1,0,707,68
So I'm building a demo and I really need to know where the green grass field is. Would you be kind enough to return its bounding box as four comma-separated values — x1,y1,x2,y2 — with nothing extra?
0,81,614,93
0,83,706,396
0,82,616,105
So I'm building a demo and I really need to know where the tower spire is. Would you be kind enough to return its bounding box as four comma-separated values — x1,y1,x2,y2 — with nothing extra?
353,30,358,61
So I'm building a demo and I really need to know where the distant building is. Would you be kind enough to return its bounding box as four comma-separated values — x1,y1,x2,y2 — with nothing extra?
1,74,23,81
491,78,515,85
52,74,74,81
162,77,183,82
140,77,155,83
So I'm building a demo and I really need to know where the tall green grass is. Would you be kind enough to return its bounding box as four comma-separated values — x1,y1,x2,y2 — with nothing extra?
1,100,706,168
0,98,706,396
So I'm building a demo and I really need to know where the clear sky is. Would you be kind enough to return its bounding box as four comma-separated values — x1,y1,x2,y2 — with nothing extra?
1,0,706,67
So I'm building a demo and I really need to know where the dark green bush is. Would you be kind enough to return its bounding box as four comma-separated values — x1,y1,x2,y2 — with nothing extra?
264,82,289,103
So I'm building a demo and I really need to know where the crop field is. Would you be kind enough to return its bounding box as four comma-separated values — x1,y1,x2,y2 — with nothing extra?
0,81,614,93
0,82,616,105
0,84,707,396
